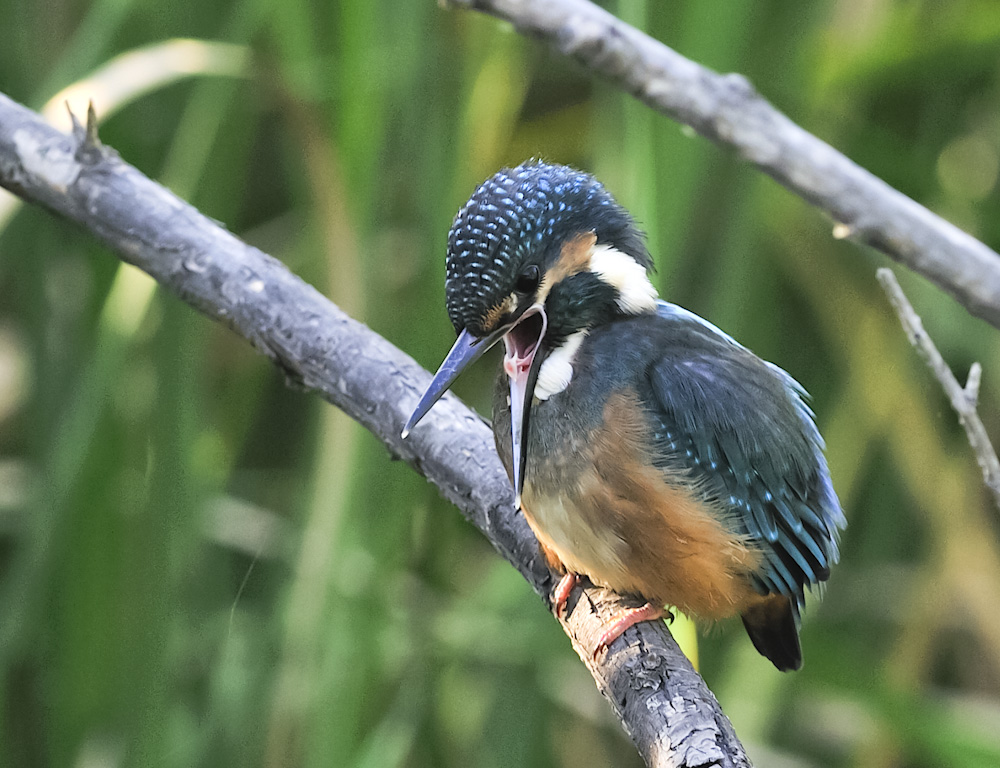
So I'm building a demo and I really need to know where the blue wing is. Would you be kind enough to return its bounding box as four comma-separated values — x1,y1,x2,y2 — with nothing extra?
645,301,846,613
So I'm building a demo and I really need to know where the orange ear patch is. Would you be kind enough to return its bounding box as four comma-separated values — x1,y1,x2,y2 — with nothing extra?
537,231,596,303
552,231,597,282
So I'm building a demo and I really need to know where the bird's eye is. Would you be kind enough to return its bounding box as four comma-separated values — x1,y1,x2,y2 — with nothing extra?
514,265,540,295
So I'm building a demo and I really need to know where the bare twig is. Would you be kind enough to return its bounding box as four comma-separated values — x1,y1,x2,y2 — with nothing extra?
876,269,1000,511
448,0,1000,331
0,92,749,768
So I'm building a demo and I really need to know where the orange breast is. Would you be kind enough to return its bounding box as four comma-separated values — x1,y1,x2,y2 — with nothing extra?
521,390,765,620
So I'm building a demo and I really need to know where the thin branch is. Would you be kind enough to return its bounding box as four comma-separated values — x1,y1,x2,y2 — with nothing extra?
876,269,1000,512
448,0,1000,331
0,93,749,767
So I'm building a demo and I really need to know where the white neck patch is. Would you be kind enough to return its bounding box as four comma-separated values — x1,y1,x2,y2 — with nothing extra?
588,244,658,314
535,330,587,400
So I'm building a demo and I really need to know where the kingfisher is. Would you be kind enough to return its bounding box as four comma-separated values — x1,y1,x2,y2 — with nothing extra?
402,161,845,671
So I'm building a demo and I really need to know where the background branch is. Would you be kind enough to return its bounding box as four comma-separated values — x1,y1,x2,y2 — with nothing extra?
876,269,1000,512
0,92,749,768
450,0,1000,330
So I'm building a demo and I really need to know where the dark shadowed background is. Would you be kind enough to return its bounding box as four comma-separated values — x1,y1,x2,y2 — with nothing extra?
1,1,999,766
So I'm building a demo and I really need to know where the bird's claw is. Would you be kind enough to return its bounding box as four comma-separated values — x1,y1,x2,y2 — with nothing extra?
552,572,578,619
593,602,665,659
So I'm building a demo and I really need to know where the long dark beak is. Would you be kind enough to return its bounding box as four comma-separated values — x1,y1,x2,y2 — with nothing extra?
402,306,547,511
502,306,547,507
401,326,505,439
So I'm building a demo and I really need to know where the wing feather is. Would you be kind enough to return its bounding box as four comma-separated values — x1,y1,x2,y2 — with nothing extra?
645,302,845,604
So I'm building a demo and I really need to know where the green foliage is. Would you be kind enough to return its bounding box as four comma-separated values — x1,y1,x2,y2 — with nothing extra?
1,1,1000,766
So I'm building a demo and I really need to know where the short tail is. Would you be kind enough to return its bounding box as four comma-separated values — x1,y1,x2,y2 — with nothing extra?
741,595,802,672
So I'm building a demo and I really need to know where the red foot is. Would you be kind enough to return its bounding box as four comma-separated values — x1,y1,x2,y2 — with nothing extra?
595,603,665,657
552,572,578,618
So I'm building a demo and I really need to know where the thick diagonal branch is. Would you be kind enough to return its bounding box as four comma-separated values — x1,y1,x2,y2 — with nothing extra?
449,0,1000,330
0,93,748,768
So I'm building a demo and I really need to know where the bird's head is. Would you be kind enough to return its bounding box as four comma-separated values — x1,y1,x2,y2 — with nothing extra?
402,161,658,501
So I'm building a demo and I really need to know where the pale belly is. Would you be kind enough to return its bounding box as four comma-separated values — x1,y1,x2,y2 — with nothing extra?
520,486,633,590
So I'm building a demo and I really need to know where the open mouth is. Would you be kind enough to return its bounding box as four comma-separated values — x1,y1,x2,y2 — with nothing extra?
501,304,547,504
503,308,546,379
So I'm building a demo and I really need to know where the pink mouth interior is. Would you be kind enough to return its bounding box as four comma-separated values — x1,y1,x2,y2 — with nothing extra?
503,312,545,379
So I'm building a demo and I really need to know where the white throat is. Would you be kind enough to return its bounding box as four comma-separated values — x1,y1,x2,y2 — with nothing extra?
534,330,587,400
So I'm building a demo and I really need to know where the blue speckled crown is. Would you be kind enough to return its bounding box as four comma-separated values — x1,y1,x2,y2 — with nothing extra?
445,161,649,334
